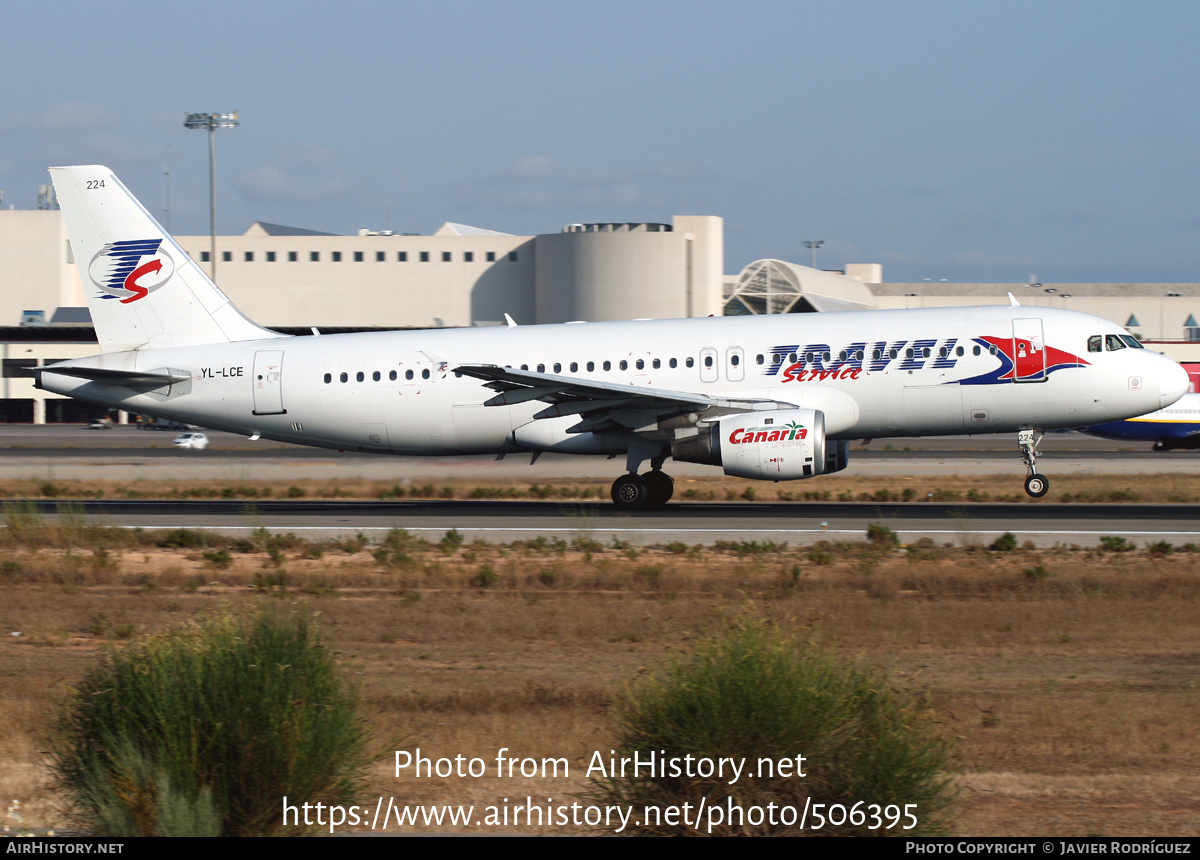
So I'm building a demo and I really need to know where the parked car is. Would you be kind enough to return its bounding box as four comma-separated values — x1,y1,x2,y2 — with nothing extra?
172,432,209,449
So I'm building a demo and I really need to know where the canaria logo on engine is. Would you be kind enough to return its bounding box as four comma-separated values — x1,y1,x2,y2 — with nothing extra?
88,240,175,304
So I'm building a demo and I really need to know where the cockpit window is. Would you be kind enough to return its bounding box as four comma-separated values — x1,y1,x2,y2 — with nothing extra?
1087,335,1102,353
1120,334,1144,349
1105,335,1127,351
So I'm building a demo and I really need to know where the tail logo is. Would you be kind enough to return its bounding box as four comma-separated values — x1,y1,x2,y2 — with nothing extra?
88,240,175,304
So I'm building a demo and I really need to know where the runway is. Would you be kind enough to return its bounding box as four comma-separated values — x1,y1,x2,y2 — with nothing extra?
6,426,1199,546
23,498,1200,548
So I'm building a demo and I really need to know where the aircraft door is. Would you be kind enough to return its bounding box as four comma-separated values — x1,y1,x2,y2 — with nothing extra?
726,347,745,382
1012,318,1046,383
699,348,718,383
252,350,286,415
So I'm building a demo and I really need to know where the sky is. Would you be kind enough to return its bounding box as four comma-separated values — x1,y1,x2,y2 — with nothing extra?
2,0,1198,283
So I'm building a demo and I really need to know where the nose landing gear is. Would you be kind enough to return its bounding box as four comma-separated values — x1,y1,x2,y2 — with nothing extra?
1018,429,1049,498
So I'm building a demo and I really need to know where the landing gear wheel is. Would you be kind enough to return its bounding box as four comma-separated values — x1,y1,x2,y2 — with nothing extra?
1017,429,1049,499
1024,473,1049,498
611,473,651,509
642,470,675,507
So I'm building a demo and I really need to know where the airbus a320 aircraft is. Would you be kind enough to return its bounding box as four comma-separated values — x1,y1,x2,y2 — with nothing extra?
39,165,1189,508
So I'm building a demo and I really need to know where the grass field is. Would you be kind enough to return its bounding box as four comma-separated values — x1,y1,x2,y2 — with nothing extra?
0,499,1198,836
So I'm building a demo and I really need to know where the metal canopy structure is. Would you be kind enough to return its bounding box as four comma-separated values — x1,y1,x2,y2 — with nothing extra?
724,258,875,316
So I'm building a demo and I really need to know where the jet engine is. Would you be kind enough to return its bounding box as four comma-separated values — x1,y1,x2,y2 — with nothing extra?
671,408,849,481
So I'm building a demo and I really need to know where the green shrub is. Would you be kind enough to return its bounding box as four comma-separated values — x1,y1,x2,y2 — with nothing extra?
51,610,371,836
472,564,498,588
588,621,956,835
989,532,1018,552
1099,535,1135,553
866,523,900,549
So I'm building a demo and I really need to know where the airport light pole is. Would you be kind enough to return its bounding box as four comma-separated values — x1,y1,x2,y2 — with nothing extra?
184,111,239,280
803,240,824,269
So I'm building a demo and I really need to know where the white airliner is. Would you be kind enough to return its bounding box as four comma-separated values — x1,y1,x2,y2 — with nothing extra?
1080,392,1200,449
39,165,1189,508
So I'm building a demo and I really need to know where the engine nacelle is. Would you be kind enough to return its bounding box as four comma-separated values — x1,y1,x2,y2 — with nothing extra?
672,408,850,481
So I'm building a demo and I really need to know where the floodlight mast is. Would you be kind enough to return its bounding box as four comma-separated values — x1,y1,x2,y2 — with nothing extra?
183,111,239,280
802,239,824,269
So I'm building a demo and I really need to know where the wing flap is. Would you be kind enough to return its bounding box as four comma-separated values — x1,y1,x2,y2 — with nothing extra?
455,363,797,433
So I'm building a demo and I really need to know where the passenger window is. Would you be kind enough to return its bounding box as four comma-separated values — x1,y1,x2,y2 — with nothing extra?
323,373,331,384
405,370,414,380
537,364,545,373
856,350,864,361
586,361,594,372
389,370,397,381
554,363,562,373
669,358,677,368
686,357,695,368
340,372,348,383
603,360,611,371
922,348,931,358
636,359,644,370
568,362,578,372
755,354,764,365
653,358,661,369
872,350,881,360
956,346,964,357
422,369,430,379
789,353,798,363
905,348,914,359
889,349,898,359
1105,335,1126,351
372,371,381,381
973,345,981,356
704,355,713,368
356,371,364,382
838,351,847,361
620,360,628,370
1087,335,1102,353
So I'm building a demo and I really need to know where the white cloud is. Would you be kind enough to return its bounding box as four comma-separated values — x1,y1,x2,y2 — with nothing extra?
234,165,348,205
0,102,113,134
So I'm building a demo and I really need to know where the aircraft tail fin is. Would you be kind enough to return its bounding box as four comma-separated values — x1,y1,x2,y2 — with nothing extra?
49,165,284,353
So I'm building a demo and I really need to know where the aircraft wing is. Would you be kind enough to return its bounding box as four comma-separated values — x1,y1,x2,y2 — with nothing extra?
454,363,794,433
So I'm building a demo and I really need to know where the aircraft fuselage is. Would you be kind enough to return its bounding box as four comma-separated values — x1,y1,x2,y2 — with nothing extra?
40,305,1177,456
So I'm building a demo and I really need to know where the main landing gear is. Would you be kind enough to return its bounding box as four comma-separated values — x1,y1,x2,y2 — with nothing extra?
1018,429,1049,498
611,440,675,509
611,470,675,509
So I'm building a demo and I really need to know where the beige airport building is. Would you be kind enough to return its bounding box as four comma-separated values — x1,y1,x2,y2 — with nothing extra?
1,203,1198,422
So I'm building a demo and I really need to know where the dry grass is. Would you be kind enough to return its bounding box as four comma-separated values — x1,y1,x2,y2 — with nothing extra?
1,520,1199,835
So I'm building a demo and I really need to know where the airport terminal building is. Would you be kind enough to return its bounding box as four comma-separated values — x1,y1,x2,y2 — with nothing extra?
1,204,1198,422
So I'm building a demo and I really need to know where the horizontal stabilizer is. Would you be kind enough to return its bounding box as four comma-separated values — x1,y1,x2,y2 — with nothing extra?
39,365,190,387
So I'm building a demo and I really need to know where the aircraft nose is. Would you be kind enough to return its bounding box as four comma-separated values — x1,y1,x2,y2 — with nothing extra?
1159,358,1190,408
